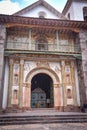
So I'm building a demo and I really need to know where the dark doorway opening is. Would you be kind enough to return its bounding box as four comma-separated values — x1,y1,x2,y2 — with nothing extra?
31,73,54,108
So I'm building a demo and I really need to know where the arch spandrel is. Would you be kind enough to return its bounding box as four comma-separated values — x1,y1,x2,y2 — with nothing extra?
25,67,60,84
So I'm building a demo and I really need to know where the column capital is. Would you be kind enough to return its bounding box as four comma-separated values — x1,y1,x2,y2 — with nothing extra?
24,83,31,88
71,61,74,67
9,59,13,65
20,59,24,65
61,60,65,66
54,84,60,88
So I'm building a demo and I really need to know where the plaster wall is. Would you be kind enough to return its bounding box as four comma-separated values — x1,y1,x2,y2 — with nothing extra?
65,2,75,20
21,5,59,19
65,1,87,21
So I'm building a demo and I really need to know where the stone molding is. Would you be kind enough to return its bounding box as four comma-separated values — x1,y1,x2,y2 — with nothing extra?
25,67,60,84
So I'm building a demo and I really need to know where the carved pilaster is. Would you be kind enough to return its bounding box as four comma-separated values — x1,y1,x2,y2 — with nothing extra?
61,60,66,106
71,61,77,106
8,59,13,107
26,83,31,108
54,84,59,108
54,84,62,109
19,59,24,108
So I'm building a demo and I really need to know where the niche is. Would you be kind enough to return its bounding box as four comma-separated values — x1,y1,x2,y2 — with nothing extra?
13,90,18,100
67,88,72,99
14,74,19,85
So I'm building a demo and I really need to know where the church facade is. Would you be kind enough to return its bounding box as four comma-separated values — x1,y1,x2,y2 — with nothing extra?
0,0,87,112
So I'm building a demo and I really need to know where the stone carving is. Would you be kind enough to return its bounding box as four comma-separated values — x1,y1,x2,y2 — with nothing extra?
61,61,65,66
24,63,30,71
24,61,37,82
13,64,19,85
65,66,70,73
36,61,49,68
55,66,61,72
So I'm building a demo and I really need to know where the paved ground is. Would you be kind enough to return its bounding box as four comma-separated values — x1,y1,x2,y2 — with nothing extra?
0,123,87,130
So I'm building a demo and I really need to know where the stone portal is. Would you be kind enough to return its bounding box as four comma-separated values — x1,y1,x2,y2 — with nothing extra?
31,73,54,108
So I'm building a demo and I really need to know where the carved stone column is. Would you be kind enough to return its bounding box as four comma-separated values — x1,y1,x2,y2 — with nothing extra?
8,59,13,107
71,61,77,106
61,60,66,106
19,60,24,108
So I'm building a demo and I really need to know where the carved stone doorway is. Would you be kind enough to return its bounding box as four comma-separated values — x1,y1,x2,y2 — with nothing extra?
31,73,54,108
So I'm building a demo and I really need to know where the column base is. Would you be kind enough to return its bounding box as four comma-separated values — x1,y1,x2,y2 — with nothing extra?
54,106,64,112
63,105,81,112
5,106,31,113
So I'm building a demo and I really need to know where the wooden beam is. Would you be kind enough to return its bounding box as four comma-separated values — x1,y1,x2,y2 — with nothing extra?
6,23,80,32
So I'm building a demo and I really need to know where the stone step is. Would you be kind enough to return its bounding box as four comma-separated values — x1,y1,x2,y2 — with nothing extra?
0,114,87,125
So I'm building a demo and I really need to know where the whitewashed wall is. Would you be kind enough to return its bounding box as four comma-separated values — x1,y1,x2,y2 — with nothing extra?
21,5,59,19
65,1,87,21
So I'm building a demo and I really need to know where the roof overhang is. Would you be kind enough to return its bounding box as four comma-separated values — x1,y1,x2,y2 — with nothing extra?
0,14,87,31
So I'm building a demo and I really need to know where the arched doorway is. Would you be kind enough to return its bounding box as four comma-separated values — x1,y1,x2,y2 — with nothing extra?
25,67,63,109
31,73,54,108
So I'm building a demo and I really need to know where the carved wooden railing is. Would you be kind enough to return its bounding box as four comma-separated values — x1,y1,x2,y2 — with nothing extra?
6,42,81,53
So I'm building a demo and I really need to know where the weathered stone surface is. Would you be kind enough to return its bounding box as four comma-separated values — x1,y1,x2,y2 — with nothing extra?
79,30,87,103
0,25,6,108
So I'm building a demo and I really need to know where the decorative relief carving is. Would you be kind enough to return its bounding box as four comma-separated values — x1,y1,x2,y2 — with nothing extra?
9,59,13,65
36,61,49,68
24,61,36,72
13,64,19,85
24,61,37,82
55,66,61,72
71,61,74,67
49,63,61,71
65,66,70,73
24,62,30,71
61,61,65,66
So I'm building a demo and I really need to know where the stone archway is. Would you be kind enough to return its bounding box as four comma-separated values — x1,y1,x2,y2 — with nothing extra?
31,73,54,108
24,67,63,109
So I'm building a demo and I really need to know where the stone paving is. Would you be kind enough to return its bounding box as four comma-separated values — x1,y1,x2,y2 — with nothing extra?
0,123,87,130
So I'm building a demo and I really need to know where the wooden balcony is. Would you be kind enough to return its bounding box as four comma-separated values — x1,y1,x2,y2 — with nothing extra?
6,42,81,54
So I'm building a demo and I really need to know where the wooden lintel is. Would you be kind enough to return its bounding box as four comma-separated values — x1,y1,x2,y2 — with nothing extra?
6,23,80,32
